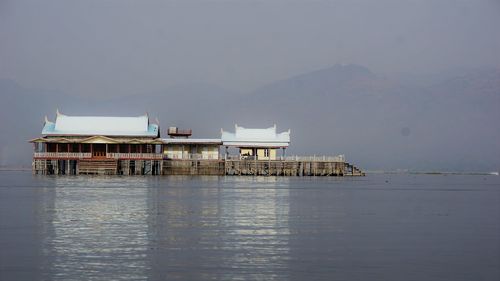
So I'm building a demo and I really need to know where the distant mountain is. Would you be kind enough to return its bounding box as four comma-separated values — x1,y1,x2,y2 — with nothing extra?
243,64,500,171
1,65,499,171
249,64,395,108
429,67,500,105
420,68,500,171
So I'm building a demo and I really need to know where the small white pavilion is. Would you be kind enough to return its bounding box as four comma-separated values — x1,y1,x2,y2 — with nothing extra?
221,124,290,160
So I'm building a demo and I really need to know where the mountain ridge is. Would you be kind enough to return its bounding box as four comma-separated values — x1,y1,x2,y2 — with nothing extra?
1,65,499,171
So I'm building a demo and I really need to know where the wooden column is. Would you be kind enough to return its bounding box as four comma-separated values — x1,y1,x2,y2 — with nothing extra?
268,147,271,176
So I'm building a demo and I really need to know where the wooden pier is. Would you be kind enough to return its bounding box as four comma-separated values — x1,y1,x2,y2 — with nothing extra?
30,113,365,177
33,158,364,176
224,159,363,176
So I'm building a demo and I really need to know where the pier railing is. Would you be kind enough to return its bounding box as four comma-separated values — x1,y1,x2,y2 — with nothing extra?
34,152,345,162
33,152,92,159
283,155,346,162
164,153,220,160
224,155,345,162
106,153,164,160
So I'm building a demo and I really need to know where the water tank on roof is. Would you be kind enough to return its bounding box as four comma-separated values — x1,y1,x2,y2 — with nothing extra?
167,127,192,138
168,127,178,134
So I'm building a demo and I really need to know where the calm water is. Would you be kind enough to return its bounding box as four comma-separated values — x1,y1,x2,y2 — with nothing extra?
0,171,499,281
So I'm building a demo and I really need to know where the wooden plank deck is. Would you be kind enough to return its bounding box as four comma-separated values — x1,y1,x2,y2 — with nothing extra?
33,159,364,176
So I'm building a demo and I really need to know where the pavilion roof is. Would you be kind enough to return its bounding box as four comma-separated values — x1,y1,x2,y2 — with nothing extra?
29,136,164,144
221,124,290,148
41,111,159,137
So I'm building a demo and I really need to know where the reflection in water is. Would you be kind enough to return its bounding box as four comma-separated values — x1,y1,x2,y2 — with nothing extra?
41,176,151,280
2,173,498,280
147,176,290,280
218,177,290,279
40,176,292,280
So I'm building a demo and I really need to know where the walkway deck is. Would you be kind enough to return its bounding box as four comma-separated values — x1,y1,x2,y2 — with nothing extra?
33,157,364,176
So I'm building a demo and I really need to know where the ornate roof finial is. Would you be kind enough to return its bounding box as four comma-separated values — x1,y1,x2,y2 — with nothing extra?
44,115,49,124
56,108,61,116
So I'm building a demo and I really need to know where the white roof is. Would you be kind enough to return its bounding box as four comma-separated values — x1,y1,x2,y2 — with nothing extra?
42,111,159,137
221,124,290,147
162,138,222,144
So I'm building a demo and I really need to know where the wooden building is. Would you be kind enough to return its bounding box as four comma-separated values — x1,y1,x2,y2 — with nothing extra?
162,138,221,160
30,111,163,175
30,112,363,176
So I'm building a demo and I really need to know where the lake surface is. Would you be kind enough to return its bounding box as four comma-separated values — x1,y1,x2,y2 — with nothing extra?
0,171,499,281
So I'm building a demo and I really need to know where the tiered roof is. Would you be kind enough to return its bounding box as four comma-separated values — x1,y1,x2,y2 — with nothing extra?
41,111,159,137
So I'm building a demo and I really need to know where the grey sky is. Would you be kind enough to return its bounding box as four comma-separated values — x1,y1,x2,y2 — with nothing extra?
1,0,499,97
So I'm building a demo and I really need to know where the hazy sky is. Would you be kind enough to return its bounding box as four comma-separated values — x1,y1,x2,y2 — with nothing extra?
1,0,500,97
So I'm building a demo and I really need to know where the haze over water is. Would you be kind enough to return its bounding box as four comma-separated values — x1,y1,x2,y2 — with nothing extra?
1,0,500,171
1,171,498,280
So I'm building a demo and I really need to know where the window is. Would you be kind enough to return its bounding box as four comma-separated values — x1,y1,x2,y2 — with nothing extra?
119,144,128,153
107,144,118,153
81,144,91,153
155,145,162,154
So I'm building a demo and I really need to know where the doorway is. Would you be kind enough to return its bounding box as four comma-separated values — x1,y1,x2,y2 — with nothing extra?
92,144,106,158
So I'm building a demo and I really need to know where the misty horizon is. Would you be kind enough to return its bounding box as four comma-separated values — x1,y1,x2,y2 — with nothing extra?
0,0,499,172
